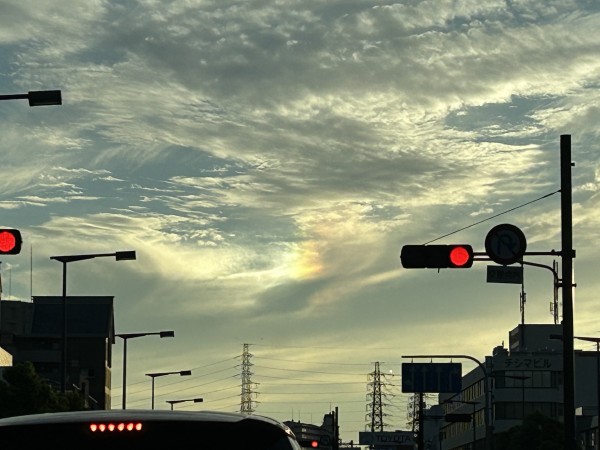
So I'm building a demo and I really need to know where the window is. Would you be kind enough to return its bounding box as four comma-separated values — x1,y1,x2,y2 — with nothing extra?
494,402,562,420
494,370,559,389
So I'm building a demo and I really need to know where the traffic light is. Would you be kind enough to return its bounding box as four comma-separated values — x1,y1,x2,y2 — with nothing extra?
400,244,474,268
297,439,320,449
0,229,22,255
445,413,472,423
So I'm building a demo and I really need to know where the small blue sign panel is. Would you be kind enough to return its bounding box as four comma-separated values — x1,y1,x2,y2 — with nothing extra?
401,362,462,393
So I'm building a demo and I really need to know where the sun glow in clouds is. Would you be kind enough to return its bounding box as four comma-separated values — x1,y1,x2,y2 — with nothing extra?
290,240,324,280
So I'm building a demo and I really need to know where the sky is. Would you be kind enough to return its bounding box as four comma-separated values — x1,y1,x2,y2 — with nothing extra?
1,0,600,442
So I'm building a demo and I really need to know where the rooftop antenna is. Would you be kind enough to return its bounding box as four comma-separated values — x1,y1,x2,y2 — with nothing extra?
520,268,526,325
30,244,33,301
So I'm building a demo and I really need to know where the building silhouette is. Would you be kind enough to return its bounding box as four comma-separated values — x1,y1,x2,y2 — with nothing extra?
424,323,600,450
285,411,336,450
0,296,114,409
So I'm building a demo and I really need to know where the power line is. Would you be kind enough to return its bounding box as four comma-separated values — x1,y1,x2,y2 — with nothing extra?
254,355,372,367
423,189,560,244
257,364,368,376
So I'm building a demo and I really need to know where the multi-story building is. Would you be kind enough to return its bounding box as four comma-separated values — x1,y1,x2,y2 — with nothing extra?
0,296,115,409
285,412,336,450
428,323,600,450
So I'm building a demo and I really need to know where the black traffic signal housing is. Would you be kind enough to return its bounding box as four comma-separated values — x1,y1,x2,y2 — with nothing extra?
297,438,319,449
400,244,474,269
445,413,472,423
0,229,22,255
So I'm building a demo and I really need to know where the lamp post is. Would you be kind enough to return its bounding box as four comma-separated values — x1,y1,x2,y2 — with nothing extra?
166,398,203,410
504,375,530,421
50,250,136,393
146,370,192,409
116,330,175,409
0,90,62,106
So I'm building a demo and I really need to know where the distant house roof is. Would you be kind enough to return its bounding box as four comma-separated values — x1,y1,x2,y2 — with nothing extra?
31,296,114,338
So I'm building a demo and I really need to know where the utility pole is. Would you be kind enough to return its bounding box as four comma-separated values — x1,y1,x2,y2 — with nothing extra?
418,392,425,450
561,134,576,450
334,406,340,450
399,135,577,449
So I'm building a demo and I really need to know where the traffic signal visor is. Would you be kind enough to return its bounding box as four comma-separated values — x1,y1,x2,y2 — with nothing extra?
400,244,473,269
0,229,22,255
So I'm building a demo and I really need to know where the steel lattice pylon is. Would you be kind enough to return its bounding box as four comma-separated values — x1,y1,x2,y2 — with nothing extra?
366,361,389,432
240,343,257,413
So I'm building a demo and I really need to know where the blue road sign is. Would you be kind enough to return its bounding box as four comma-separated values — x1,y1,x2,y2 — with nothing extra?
401,362,462,393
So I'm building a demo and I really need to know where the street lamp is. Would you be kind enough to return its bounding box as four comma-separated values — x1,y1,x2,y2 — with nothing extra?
504,375,531,421
0,90,62,106
166,398,203,410
50,250,136,393
116,330,175,409
146,370,192,409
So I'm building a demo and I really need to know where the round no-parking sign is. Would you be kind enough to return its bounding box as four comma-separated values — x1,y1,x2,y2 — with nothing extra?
485,223,527,265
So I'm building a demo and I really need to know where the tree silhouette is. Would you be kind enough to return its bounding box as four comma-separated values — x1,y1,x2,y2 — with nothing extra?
494,412,571,450
0,362,86,418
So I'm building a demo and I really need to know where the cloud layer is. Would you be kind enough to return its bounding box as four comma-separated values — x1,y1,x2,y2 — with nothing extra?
1,0,600,441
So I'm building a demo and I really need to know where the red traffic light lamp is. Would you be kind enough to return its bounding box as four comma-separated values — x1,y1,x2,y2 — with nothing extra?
400,244,474,268
0,229,22,254
297,439,320,448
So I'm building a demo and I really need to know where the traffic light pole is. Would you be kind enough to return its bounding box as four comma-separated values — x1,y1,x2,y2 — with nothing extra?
481,136,576,448
472,136,577,449
400,136,577,449
561,134,576,450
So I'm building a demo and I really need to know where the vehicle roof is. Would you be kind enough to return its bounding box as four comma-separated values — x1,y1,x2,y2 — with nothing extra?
0,409,290,431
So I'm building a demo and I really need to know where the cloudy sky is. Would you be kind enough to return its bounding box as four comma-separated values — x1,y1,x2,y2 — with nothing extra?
1,0,600,441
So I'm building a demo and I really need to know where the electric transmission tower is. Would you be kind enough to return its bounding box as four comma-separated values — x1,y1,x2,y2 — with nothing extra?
406,393,433,433
366,362,392,432
239,343,258,413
